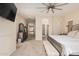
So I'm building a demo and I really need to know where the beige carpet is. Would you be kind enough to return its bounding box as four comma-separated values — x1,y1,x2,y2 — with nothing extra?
11,40,47,56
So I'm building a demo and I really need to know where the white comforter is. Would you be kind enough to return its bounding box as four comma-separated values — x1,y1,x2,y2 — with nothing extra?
49,35,79,56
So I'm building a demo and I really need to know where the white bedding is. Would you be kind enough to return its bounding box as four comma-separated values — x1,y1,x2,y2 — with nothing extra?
49,35,79,56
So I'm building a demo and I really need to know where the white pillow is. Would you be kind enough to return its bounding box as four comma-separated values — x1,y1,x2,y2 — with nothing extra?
67,31,78,37
75,32,79,38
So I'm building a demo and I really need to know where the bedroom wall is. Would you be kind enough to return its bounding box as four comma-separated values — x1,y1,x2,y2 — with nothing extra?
35,12,79,37
0,17,16,55
64,9,79,33
45,9,79,35
35,15,66,39
52,16,65,35
0,10,27,55
36,16,42,40
51,9,79,34
35,15,53,40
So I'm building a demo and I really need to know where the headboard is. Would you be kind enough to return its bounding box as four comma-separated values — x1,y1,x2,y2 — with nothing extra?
72,24,79,31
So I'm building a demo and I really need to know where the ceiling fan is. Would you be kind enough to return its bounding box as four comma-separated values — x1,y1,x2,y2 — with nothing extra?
37,3,68,13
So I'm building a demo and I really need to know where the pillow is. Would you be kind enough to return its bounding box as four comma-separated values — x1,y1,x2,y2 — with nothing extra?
67,31,78,37
75,32,79,38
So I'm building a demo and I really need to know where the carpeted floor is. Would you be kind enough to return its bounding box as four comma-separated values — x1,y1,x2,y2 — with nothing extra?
11,40,47,56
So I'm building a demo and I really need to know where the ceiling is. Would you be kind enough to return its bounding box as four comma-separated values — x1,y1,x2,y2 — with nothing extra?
15,3,79,18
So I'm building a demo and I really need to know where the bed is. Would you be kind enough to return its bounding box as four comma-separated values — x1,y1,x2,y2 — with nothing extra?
48,24,79,56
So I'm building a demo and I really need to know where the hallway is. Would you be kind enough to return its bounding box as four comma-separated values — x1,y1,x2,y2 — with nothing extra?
11,40,47,56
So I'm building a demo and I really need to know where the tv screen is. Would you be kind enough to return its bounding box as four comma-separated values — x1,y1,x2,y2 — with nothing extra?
0,3,17,22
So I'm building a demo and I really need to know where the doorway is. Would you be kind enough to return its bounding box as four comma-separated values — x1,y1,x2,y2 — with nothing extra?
27,18,35,40
42,18,49,40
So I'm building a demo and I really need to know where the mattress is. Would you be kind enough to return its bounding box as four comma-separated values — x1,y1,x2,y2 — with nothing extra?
48,35,79,56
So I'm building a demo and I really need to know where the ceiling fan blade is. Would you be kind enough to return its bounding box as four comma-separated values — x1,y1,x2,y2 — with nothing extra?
54,8,62,10
42,3,49,6
55,3,68,7
51,9,54,13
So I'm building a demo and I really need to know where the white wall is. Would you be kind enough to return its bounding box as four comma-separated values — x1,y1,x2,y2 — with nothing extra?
35,15,53,40
35,9,79,35
49,9,79,35
48,16,53,35
64,9,79,33
36,13,76,39
0,17,16,55
52,16,65,34
36,16,42,40
65,10,79,25
0,10,26,55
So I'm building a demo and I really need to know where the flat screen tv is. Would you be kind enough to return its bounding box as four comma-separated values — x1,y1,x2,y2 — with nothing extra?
0,3,17,22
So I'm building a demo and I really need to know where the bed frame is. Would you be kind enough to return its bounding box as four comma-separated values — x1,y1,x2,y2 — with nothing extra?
47,36,63,56
47,24,79,56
